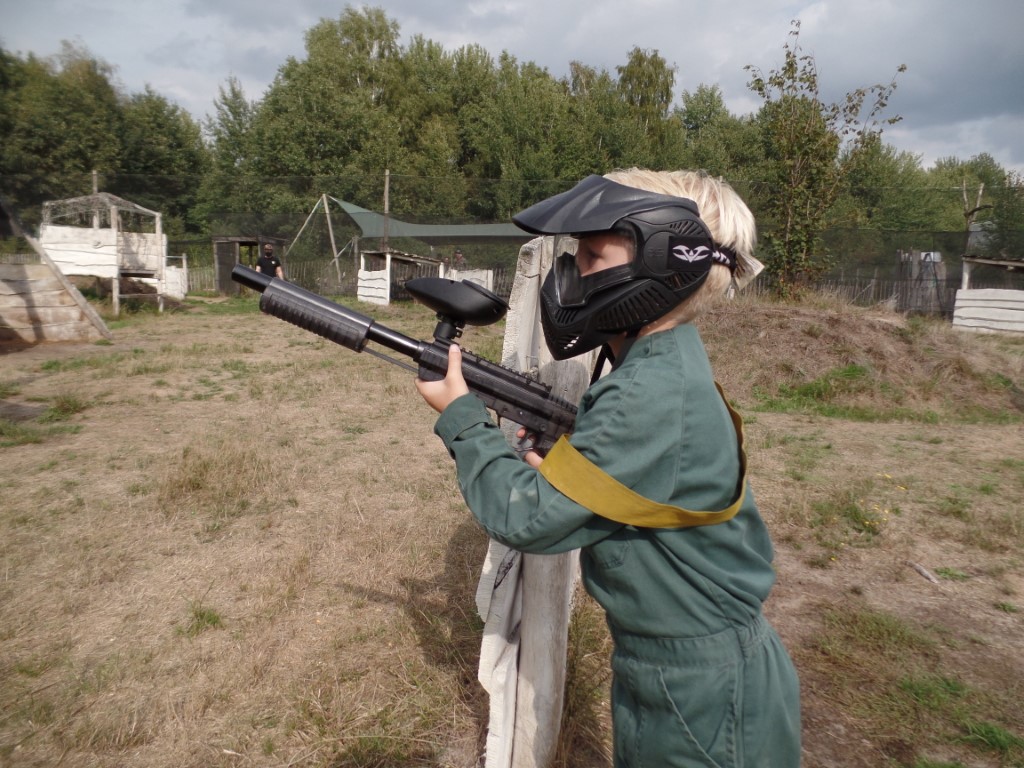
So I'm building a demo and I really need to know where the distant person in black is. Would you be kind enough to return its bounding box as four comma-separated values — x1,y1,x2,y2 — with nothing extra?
256,243,284,280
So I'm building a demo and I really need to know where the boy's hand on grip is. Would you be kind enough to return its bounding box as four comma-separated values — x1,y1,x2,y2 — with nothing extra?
416,344,470,414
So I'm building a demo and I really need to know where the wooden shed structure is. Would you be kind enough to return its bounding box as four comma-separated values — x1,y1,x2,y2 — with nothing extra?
356,249,443,305
38,192,186,314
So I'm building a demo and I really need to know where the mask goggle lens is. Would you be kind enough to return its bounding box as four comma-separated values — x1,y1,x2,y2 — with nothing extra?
551,233,635,308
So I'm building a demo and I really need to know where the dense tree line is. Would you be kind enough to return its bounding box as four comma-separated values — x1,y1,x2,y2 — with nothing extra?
1,8,1021,286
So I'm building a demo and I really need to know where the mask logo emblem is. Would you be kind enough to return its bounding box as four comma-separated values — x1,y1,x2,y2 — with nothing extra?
672,244,711,263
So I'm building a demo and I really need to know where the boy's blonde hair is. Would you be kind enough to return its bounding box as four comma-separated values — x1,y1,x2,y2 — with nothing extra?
603,168,760,323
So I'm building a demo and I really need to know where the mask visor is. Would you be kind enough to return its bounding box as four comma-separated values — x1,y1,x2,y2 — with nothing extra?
551,234,635,308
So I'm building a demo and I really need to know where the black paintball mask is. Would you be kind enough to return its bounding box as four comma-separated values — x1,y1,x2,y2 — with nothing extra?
513,175,737,360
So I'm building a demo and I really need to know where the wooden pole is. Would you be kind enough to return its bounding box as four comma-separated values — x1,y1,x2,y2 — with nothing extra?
92,170,100,229
323,193,342,284
382,169,390,252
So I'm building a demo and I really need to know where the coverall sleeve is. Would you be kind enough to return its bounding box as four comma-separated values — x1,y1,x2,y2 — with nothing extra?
434,393,624,554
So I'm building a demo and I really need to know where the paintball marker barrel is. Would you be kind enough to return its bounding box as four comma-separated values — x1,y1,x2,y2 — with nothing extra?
231,265,577,454
232,264,421,358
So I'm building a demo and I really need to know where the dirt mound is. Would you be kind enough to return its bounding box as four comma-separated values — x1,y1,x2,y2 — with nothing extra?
699,294,1024,419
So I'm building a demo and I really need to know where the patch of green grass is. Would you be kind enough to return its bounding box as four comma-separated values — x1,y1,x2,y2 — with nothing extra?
186,296,261,315
900,674,968,710
958,719,1024,754
806,604,1024,767
180,600,224,637
466,334,504,365
156,436,278,526
0,380,20,398
938,494,972,521
127,360,173,376
820,607,936,660
754,366,943,422
40,348,148,377
753,363,1019,424
0,417,82,447
38,394,89,422
780,435,832,481
808,480,888,562
14,653,63,678
0,418,43,447
221,359,253,377
934,568,970,582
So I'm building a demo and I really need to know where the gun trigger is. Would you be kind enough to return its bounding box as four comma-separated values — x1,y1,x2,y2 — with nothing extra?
514,433,536,458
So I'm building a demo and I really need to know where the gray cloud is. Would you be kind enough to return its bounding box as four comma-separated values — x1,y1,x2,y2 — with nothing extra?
3,0,1022,170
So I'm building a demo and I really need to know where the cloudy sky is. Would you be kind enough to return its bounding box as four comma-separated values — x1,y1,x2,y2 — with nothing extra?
4,0,1023,173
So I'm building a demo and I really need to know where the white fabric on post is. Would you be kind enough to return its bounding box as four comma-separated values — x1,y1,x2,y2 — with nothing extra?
475,236,600,768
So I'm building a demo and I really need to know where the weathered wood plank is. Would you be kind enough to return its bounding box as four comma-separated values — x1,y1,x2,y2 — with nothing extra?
0,304,85,327
953,289,1024,335
952,317,1024,333
0,281,77,299
0,264,54,280
0,321,99,343
357,270,389,305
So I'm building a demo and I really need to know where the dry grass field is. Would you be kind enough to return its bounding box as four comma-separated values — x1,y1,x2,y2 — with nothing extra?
1,288,1022,768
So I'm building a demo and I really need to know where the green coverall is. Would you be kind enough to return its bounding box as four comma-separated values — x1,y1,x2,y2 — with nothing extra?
434,323,801,767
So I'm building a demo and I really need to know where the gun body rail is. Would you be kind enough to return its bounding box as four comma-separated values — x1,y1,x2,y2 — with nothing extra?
415,342,576,453
232,265,577,453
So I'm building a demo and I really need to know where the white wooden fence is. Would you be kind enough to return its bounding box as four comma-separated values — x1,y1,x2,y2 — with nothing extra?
953,289,1024,334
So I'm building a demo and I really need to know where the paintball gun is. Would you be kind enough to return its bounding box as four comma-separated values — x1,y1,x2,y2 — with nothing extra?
231,265,576,455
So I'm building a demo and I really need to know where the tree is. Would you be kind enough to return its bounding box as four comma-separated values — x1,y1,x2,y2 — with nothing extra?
673,84,763,177
459,54,574,217
616,47,674,133
831,134,938,231
449,43,499,179
193,77,262,226
746,21,905,292
986,171,1024,259
385,35,465,218
563,61,653,174
936,155,1024,260
245,6,405,213
118,87,210,234
0,43,123,223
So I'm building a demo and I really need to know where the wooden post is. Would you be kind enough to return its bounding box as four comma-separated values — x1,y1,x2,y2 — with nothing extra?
323,193,342,284
380,168,387,250
477,235,600,768
91,171,100,229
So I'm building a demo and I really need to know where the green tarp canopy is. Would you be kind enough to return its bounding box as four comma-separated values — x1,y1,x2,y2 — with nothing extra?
331,197,532,245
